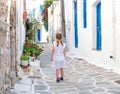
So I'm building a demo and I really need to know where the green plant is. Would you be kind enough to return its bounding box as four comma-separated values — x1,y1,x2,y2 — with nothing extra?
25,18,33,32
26,29,36,40
20,56,29,61
34,48,42,56
32,18,39,31
23,40,34,56
34,47,43,59
25,18,39,41
23,40,44,57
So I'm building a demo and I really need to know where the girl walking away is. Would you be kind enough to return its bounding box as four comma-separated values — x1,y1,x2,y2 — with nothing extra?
51,32,66,82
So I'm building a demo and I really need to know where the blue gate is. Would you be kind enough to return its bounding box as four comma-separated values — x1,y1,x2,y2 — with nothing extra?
96,2,101,50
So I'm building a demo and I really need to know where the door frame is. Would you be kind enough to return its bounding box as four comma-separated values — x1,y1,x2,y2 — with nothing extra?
92,0,101,50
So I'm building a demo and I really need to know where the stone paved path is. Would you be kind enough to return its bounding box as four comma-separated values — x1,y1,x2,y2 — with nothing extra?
8,43,120,94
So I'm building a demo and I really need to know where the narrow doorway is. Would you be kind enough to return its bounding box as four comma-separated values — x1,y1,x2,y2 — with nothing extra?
92,1,102,50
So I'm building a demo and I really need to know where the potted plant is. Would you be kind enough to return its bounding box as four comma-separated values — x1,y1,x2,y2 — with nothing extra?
23,40,33,56
34,45,44,59
23,39,44,60
20,55,29,67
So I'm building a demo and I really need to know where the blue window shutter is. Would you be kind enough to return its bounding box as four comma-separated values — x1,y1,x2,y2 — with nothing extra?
83,0,87,28
74,1,78,48
96,2,101,50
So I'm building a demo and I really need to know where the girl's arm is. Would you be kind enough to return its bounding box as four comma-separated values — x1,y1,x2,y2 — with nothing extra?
63,48,66,59
51,44,54,61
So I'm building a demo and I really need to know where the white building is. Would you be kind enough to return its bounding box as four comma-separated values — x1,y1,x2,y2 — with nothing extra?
48,0,61,44
64,0,120,74
16,0,26,64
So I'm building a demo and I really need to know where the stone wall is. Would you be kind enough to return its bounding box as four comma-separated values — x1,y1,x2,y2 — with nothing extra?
0,24,11,93
10,0,17,77
0,0,17,93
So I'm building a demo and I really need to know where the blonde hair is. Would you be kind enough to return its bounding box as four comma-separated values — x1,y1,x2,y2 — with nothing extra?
56,32,63,47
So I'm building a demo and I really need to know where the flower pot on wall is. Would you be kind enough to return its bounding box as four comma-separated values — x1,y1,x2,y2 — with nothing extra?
30,56,35,62
20,56,29,67
21,60,29,66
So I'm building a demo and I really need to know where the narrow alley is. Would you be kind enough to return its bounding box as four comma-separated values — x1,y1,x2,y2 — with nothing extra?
1,0,120,93
8,43,120,94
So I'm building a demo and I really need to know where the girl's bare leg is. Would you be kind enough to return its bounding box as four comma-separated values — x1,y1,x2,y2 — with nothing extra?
56,69,60,82
56,69,59,79
60,68,64,78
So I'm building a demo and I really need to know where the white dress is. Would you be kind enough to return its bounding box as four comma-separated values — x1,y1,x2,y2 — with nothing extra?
51,41,66,69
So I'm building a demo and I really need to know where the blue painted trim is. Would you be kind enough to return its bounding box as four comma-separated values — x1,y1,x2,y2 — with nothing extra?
37,29,41,41
83,0,87,28
96,2,101,50
74,1,78,48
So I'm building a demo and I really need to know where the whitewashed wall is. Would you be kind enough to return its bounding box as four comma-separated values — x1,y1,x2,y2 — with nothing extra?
65,0,120,74
112,0,120,73
53,1,61,32
64,0,75,52
16,0,26,64
76,0,114,68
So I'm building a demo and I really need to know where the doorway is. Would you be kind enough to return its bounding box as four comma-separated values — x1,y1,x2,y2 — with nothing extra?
92,1,101,50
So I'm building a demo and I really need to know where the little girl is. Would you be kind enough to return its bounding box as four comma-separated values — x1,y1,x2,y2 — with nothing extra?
51,32,66,82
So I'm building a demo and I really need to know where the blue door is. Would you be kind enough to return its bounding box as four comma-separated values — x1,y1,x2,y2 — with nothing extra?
74,1,78,48
96,2,101,50
37,29,41,41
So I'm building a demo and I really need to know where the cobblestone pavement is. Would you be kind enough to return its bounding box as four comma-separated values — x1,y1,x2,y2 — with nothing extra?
8,43,120,94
